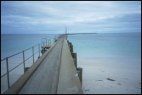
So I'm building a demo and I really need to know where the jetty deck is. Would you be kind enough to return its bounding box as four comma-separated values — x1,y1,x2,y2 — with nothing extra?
3,35,83,94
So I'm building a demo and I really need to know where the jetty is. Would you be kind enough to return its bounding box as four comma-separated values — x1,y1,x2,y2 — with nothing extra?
1,34,83,94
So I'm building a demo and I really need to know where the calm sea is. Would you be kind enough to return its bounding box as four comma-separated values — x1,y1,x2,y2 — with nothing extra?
1,34,58,59
68,33,141,63
1,33,141,60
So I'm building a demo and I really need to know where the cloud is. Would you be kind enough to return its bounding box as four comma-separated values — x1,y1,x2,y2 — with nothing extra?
1,1,141,34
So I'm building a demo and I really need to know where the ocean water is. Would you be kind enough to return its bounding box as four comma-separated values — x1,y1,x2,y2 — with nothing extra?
68,33,141,59
1,34,59,59
1,33,141,94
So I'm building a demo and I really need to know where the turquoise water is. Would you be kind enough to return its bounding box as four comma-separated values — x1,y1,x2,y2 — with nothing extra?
1,33,141,63
68,33,141,63
1,34,58,59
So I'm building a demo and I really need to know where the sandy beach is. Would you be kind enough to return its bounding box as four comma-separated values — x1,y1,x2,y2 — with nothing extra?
78,57,141,94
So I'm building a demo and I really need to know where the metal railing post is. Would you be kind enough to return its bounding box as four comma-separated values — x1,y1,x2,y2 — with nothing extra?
6,57,10,88
23,51,26,72
50,39,51,46
1,40,55,92
49,39,51,46
48,39,49,47
32,47,34,64
46,39,47,46
48,39,51,47
39,44,40,58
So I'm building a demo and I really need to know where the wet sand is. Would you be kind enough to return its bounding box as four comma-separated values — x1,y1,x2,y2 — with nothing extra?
77,57,141,94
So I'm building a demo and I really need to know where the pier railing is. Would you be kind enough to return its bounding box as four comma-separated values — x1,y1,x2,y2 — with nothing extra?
1,38,52,93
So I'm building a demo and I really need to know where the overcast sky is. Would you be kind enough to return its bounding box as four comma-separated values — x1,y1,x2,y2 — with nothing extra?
1,1,141,34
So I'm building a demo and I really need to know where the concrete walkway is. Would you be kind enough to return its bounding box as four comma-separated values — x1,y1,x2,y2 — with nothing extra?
19,37,64,94
4,35,83,94
57,38,83,94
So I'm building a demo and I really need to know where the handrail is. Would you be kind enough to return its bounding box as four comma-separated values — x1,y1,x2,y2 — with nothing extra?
1,37,55,93
1,58,6,62
1,44,39,61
